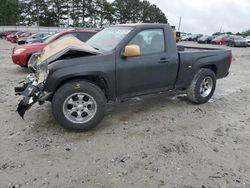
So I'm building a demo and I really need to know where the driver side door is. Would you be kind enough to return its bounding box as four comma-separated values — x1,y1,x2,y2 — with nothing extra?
116,28,179,99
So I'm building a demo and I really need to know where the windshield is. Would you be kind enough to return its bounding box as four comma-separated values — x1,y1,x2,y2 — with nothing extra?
87,27,134,52
41,35,51,42
214,35,227,40
43,33,60,43
200,35,209,40
29,33,39,38
233,36,244,40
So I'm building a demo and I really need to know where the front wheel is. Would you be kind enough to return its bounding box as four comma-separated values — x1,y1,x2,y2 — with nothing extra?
52,80,106,131
187,68,216,104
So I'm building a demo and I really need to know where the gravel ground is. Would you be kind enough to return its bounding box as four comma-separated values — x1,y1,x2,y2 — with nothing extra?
0,40,250,188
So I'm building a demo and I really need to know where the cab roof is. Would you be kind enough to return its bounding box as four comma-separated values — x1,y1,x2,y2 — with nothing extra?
112,23,169,28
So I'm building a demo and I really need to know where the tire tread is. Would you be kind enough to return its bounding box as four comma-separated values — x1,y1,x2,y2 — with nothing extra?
187,68,216,104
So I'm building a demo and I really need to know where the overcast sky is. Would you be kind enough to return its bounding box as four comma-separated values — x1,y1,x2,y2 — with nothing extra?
107,0,250,34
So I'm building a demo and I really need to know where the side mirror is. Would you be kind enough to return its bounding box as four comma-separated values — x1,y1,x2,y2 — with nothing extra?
123,45,141,57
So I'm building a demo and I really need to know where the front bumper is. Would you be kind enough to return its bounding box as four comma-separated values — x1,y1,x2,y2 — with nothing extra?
15,74,52,118
12,54,27,66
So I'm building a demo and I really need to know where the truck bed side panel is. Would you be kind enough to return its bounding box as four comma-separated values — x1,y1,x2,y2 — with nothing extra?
175,50,231,89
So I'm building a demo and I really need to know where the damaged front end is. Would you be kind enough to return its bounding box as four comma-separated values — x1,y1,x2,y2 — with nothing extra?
15,63,51,118
15,35,101,119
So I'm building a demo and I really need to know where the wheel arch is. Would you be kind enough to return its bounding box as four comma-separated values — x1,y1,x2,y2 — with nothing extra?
49,75,112,101
200,64,217,76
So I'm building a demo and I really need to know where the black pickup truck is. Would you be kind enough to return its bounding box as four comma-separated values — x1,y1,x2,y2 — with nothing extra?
15,23,232,131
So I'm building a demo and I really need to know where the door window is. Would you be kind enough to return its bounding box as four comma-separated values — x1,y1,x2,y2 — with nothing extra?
128,29,165,55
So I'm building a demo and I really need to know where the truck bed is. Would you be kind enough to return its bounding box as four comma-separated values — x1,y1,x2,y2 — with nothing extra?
177,45,224,52
174,45,232,89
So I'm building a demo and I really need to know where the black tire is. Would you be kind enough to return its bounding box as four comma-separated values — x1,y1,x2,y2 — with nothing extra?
187,68,216,104
18,41,25,45
20,64,28,68
52,80,106,131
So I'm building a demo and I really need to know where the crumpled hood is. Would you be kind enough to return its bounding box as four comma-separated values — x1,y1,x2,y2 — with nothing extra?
37,35,101,65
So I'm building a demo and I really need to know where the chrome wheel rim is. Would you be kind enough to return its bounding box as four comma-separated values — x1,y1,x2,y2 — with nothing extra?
63,92,97,124
200,77,213,97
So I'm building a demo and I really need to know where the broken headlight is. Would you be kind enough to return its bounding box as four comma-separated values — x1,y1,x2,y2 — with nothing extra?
27,52,41,72
37,62,49,84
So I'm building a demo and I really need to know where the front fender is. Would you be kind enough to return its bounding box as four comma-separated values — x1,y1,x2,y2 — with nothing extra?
44,70,116,101
45,69,107,89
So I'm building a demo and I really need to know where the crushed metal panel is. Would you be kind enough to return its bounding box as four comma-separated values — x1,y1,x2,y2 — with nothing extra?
37,35,100,65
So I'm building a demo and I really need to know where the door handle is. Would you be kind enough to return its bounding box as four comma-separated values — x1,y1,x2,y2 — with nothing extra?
158,58,169,64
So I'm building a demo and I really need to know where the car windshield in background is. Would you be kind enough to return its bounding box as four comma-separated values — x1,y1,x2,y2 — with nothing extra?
29,33,40,38
233,36,244,40
43,33,60,43
41,35,51,42
214,35,227,40
87,27,134,53
200,35,209,40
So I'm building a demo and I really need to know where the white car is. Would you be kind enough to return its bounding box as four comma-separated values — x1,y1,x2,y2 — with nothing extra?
181,35,192,41
246,36,250,47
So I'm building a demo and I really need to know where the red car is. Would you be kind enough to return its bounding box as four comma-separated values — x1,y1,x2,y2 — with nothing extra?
211,35,229,45
7,31,24,43
16,32,32,43
12,29,97,67
0,30,18,39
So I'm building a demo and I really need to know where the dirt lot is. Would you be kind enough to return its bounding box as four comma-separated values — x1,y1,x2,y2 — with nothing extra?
0,39,250,188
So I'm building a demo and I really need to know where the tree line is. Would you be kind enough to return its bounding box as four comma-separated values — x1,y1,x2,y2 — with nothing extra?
0,0,168,28
242,30,250,36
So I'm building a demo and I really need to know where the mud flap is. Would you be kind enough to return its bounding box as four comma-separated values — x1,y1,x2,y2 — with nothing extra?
17,97,37,119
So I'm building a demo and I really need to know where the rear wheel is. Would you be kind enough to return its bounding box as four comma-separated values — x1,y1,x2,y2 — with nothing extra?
187,68,216,104
52,80,106,131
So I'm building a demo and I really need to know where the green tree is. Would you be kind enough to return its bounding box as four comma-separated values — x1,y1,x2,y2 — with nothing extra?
0,0,18,25
212,32,222,36
242,30,250,37
49,0,69,26
140,1,167,23
112,0,167,24
87,0,114,27
15,0,167,27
